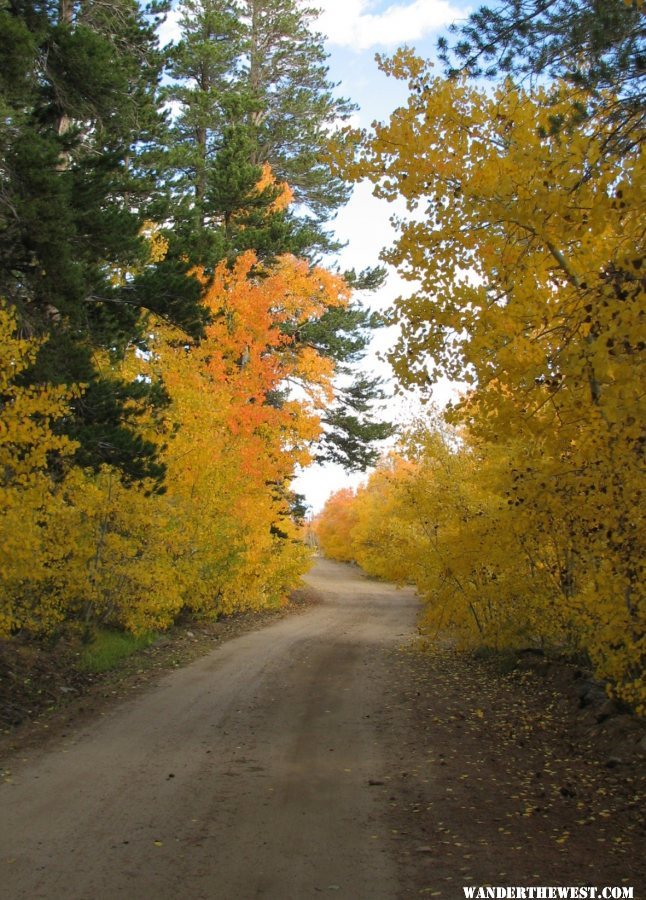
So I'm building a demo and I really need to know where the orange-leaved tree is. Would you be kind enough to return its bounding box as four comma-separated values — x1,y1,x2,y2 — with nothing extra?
139,249,350,617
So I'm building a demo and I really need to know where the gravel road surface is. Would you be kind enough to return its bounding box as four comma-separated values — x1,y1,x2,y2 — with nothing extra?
0,559,418,900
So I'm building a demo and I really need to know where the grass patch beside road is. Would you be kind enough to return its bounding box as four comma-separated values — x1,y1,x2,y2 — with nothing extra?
78,629,158,673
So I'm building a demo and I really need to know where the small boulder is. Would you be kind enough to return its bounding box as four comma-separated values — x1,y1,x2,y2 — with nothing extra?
577,678,607,708
595,699,620,723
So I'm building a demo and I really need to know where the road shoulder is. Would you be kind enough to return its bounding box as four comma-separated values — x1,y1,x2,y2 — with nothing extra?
375,643,646,897
0,586,321,767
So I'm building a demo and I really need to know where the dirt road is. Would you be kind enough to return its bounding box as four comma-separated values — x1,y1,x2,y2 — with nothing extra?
2,559,644,899
0,559,419,900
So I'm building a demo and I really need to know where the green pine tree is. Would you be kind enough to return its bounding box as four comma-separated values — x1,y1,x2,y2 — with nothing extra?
438,0,644,153
239,0,355,229
0,0,202,484
162,0,393,471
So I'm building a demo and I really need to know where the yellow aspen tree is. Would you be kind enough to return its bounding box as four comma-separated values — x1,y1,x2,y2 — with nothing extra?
0,303,79,635
314,488,360,562
338,55,644,707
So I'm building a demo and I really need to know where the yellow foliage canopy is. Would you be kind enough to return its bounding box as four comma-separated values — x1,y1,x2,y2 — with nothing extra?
0,245,350,638
325,60,645,711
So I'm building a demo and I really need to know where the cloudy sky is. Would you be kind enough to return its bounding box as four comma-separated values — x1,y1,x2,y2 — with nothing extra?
159,0,473,512
293,0,471,512
317,0,463,56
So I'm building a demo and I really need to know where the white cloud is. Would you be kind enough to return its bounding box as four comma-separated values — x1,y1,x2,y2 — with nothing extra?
331,180,403,273
157,7,182,47
159,0,461,53
316,0,461,51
